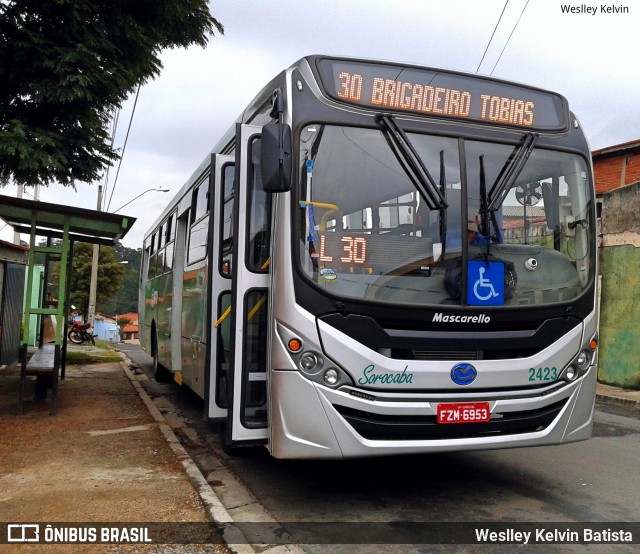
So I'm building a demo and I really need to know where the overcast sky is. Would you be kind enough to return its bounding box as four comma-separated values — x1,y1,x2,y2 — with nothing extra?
1,0,638,248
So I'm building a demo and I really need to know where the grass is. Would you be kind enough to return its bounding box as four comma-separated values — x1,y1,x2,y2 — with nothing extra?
26,340,123,365
65,350,123,364
66,339,123,364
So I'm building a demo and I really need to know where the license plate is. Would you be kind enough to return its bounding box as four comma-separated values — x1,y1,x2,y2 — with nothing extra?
437,402,491,424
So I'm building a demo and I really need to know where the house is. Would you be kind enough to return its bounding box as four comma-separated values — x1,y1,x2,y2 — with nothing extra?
94,313,119,342
592,139,640,195
116,312,139,343
592,139,640,219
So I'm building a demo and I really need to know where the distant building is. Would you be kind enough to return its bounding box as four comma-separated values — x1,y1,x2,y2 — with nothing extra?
116,312,139,342
501,205,547,243
593,139,640,194
592,139,640,219
94,313,119,342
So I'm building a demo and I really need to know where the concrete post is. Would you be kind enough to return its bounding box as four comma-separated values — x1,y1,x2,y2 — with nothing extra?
87,186,102,327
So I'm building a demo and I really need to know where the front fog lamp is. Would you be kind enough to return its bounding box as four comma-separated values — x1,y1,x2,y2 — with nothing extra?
565,366,577,381
299,352,321,373
576,351,591,370
323,368,339,385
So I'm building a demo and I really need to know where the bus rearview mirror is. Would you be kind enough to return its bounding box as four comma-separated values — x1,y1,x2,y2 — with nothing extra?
261,123,292,193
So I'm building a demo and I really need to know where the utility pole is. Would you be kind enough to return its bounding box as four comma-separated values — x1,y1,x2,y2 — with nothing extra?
87,185,102,327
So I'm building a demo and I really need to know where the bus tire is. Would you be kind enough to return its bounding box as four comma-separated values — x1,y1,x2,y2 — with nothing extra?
152,351,173,383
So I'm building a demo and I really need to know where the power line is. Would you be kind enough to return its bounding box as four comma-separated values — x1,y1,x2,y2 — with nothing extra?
106,82,142,212
476,0,510,74
101,107,121,211
490,0,530,75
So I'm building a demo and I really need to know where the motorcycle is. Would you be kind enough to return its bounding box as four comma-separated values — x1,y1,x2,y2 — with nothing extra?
67,320,97,345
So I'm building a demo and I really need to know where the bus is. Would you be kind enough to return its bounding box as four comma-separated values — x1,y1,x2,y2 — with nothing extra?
140,55,598,459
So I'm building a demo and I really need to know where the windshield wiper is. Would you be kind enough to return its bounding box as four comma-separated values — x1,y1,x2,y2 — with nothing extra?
439,149,448,259
487,132,538,212
375,114,448,211
478,154,502,254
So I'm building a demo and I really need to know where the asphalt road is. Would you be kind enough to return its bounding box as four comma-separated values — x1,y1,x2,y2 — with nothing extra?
119,343,640,553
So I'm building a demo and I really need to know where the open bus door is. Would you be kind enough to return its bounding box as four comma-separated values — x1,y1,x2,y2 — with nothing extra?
221,124,270,449
205,153,234,420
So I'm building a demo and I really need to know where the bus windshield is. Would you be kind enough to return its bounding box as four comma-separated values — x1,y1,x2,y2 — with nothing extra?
297,124,593,307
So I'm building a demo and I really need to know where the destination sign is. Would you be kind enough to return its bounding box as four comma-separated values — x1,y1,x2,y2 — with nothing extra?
316,232,433,274
317,58,569,131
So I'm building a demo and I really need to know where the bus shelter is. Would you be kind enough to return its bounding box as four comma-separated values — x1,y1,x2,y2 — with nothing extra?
0,194,136,414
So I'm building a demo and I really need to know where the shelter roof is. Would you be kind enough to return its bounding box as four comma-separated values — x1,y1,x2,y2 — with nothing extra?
0,194,135,245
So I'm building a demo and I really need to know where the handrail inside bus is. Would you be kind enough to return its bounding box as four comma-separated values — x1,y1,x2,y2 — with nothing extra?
300,201,339,231
213,294,268,328
213,256,269,329
213,306,231,328
299,201,339,211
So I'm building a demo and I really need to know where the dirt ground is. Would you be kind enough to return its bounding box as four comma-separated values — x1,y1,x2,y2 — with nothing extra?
0,359,226,553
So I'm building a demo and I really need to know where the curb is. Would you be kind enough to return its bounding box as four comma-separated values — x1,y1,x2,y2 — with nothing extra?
121,362,256,554
596,392,640,409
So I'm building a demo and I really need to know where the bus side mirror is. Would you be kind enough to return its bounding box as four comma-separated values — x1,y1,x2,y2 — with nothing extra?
261,122,292,193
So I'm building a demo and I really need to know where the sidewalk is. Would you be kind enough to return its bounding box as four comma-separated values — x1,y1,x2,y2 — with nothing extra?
596,382,640,408
0,356,237,553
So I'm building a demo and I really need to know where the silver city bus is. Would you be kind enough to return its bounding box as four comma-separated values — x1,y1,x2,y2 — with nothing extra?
140,55,598,459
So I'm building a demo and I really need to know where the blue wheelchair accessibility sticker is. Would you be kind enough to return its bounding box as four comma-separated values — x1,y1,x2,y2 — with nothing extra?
467,261,504,306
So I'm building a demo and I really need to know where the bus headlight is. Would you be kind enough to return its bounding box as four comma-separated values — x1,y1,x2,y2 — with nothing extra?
299,352,322,374
562,344,595,383
576,351,590,370
565,366,577,381
276,323,354,388
323,368,339,385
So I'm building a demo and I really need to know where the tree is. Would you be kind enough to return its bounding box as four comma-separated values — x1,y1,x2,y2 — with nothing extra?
69,243,125,320
116,316,132,342
0,0,223,187
100,243,141,315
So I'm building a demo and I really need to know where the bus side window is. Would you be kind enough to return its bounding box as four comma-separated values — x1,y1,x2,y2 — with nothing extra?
164,212,176,271
148,232,157,279
192,182,208,224
143,245,152,282
187,178,210,264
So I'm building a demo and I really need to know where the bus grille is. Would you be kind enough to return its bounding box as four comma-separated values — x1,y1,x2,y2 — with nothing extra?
380,347,540,360
333,400,566,441
412,350,479,360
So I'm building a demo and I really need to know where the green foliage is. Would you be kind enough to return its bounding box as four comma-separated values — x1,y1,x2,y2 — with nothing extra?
70,243,126,318
101,243,141,315
0,0,223,187
116,316,132,339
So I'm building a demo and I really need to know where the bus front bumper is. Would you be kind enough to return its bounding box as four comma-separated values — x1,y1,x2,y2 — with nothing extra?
268,366,597,459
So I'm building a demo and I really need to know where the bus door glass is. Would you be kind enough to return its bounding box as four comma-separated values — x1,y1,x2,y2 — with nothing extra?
207,154,234,420
226,124,270,444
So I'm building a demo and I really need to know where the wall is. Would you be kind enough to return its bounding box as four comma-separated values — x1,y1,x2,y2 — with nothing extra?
0,263,26,365
94,318,119,342
598,182,640,387
593,145,640,194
